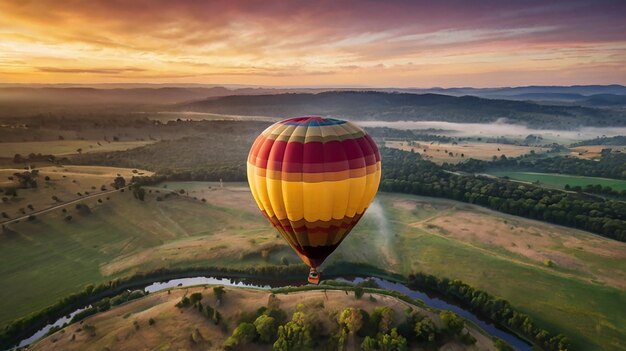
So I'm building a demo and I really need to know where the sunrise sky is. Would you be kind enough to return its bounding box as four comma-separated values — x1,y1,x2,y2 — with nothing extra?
1,0,625,87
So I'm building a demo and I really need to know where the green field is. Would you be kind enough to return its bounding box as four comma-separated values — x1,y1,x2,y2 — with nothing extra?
488,171,626,191
1,182,625,350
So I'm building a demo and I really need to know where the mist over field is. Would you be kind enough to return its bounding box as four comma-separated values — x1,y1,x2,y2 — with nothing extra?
359,120,626,141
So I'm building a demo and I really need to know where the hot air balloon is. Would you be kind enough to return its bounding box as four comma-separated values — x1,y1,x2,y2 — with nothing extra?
247,116,381,284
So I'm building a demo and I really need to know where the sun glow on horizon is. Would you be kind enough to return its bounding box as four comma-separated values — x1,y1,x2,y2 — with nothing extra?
0,0,625,87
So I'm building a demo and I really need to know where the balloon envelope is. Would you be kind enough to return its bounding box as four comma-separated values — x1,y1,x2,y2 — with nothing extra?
247,116,381,268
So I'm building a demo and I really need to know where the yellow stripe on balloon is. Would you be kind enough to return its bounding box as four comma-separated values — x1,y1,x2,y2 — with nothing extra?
248,162,380,222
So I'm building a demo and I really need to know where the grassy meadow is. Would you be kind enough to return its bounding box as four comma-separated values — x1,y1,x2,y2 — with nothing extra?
488,171,626,191
569,145,626,159
1,181,625,349
0,165,152,219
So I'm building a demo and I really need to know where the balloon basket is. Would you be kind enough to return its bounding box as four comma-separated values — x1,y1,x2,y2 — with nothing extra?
308,268,320,285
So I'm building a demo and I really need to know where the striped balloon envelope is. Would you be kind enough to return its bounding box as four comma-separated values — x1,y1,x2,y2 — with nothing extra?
247,116,381,283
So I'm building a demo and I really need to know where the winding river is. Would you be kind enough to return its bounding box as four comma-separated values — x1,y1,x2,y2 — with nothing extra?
15,275,532,351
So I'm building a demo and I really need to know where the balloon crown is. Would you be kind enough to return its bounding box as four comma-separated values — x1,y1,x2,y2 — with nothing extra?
280,116,347,126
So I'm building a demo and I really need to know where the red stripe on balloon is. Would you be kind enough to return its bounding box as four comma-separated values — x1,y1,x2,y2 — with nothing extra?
249,135,378,172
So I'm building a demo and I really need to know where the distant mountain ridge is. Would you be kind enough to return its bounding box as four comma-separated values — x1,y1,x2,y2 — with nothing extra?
177,91,626,129
2,85,625,126
399,85,626,106
2,84,625,106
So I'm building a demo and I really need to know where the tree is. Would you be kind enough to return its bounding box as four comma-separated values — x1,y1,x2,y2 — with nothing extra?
189,292,203,304
112,176,126,189
374,307,394,333
361,336,378,351
440,311,464,335
273,312,312,351
13,171,38,188
414,316,437,342
339,308,363,335
213,286,225,304
224,322,257,350
378,328,407,351
213,310,222,325
254,314,277,343
494,338,514,351
132,185,146,201
354,287,364,299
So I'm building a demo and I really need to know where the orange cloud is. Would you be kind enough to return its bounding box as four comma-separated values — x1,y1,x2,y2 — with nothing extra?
0,0,624,86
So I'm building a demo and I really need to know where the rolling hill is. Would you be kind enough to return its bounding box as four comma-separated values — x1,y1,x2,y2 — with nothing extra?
177,91,626,128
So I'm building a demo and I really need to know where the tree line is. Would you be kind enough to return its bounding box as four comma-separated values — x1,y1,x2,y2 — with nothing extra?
451,149,626,180
564,183,626,200
380,148,626,241
408,272,570,351
570,136,626,147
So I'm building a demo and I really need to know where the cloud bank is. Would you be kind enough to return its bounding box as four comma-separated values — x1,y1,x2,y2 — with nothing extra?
0,0,624,86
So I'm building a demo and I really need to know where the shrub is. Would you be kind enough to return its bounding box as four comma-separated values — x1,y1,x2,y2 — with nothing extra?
175,296,191,308
414,316,437,342
189,292,203,304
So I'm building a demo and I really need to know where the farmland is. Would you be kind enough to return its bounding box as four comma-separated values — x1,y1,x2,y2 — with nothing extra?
385,140,549,164
488,171,626,191
569,145,626,159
